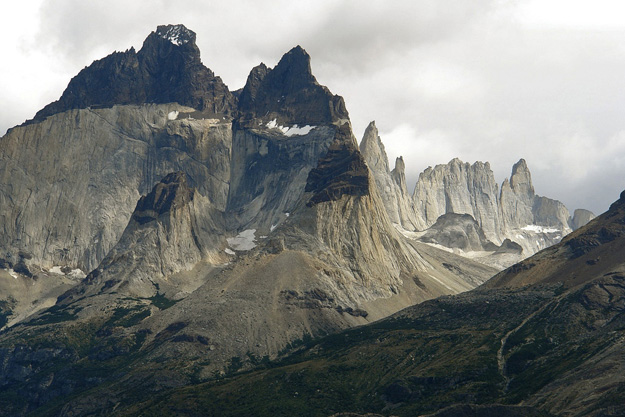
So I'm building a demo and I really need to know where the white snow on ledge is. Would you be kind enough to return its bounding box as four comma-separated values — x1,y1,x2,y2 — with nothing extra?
48,267,87,279
227,229,257,251
168,111,179,120
521,225,560,234
157,25,192,46
49,266,64,275
265,119,316,136
69,269,87,279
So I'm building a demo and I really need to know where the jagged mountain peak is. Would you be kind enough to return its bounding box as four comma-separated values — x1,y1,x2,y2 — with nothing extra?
29,25,236,123
276,45,313,77
512,157,529,172
509,158,534,197
260,44,316,95
139,24,203,66
360,125,422,231
393,156,405,174
237,63,270,108
154,24,196,46
238,45,348,126
360,120,390,174
360,121,379,142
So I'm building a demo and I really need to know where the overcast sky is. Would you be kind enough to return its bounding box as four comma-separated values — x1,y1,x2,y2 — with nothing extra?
2,0,625,214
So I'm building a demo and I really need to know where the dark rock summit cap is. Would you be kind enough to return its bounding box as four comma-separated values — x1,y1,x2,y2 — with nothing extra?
238,45,349,127
30,24,236,123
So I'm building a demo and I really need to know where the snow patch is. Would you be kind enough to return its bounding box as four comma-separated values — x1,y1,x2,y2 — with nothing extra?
427,273,454,291
422,242,454,253
224,248,235,255
265,119,315,136
266,119,288,134
522,225,560,234
69,269,86,279
157,25,192,46
284,125,315,137
270,224,277,232
227,229,257,251
8,269,18,279
168,111,179,120
285,212,290,217
392,223,424,240
49,266,64,275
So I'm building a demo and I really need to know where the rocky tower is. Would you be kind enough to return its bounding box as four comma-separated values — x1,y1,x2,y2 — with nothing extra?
498,159,537,230
412,158,502,242
411,157,585,260
359,121,422,231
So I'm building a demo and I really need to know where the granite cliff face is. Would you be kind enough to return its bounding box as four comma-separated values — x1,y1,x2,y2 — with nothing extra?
0,103,232,273
408,157,591,264
61,172,224,301
360,121,422,231
357,125,593,267
413,158,502,241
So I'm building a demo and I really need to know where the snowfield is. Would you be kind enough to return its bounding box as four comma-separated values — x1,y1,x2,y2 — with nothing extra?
227,229,257,251
522,225,560,234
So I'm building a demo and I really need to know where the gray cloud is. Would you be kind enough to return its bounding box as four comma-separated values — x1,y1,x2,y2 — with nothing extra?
2,0,625,214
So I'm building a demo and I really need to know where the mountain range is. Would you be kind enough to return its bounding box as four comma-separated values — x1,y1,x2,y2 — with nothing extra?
0,24,614,416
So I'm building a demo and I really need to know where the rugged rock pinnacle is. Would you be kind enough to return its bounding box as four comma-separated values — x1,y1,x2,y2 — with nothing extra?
30,24,236,123
238,45,348,126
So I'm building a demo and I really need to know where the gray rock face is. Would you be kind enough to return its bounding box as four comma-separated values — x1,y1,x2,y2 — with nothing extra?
420,213,498,252
570,208,596,230
0,104,231,272
306,124,370,207
226,124,337,231
498,160,535,231
360,121,421,231
408,157,596,265
64,172,225,299
413,158,502,242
